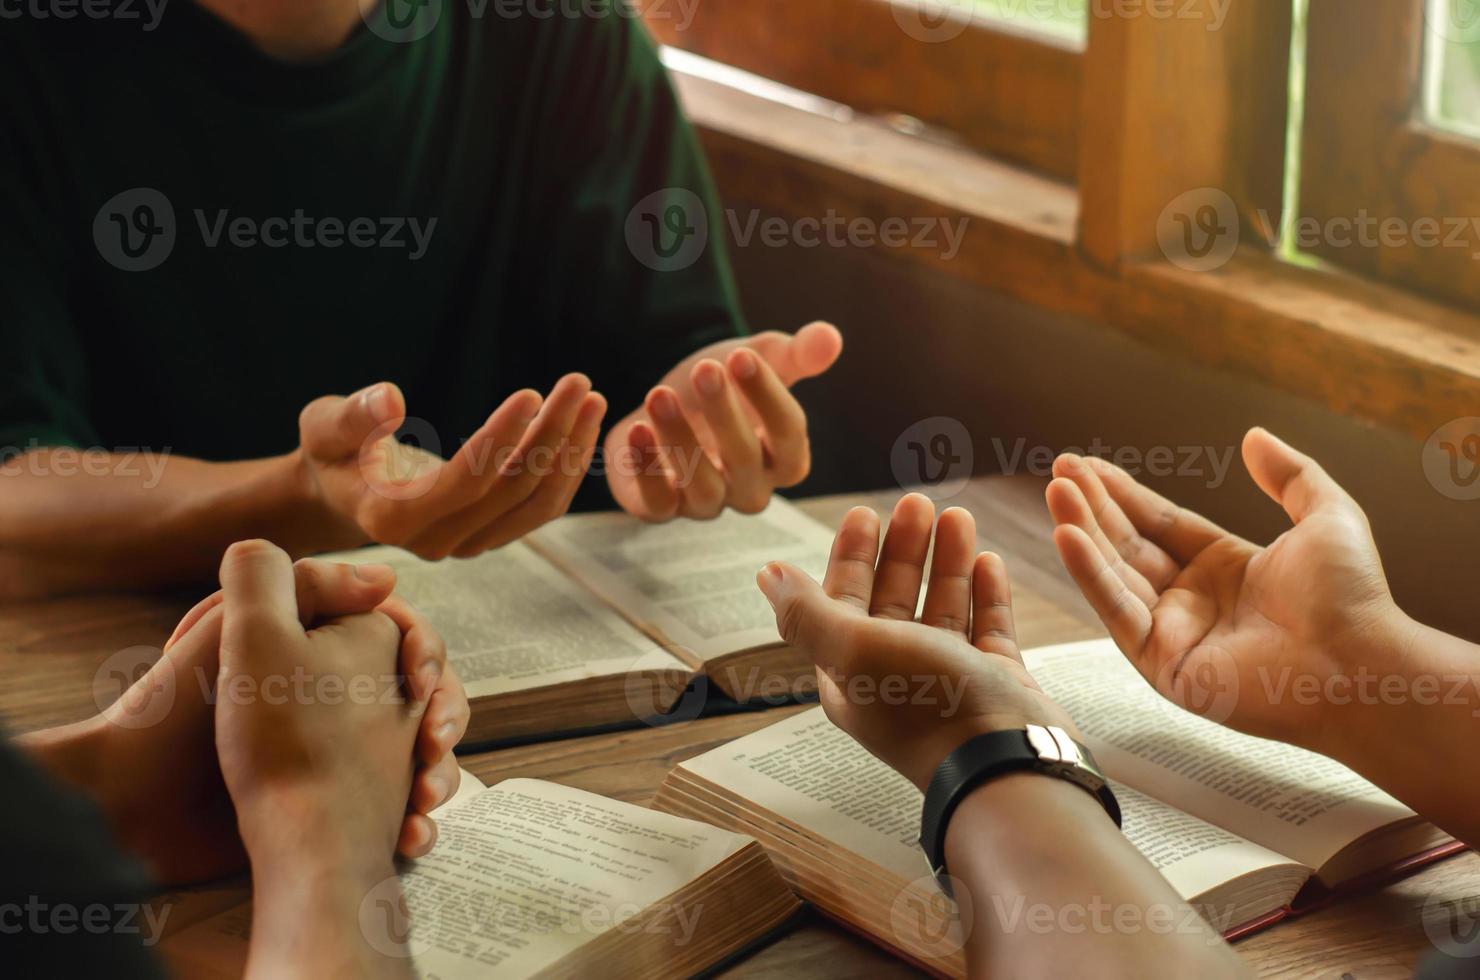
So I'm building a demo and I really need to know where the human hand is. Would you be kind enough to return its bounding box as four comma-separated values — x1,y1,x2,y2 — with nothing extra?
163,557,469,861
1046,427,1401,751
82,558,457,884
605,322,842,520
212,541,426,877
297,375,607,559
756,493,1076,791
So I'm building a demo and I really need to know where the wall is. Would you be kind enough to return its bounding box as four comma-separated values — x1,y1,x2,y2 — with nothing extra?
725,219,1480,640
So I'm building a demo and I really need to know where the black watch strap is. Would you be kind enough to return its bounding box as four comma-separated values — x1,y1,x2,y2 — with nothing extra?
919,726,1121,897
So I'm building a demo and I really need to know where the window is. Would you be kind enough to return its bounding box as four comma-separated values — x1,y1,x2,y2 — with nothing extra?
1301,0,1480,310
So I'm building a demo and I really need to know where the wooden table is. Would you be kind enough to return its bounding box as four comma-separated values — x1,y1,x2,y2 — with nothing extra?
1,475,1474,978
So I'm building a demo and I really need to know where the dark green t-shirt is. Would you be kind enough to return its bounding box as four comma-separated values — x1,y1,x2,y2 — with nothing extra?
0,1,743,479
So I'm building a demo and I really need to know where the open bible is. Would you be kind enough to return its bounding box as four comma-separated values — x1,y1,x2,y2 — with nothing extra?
654,639,1463,976
325,498,834,745
162,774,801,979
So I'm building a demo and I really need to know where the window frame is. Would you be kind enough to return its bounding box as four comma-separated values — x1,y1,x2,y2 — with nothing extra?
642,0,1083,180
1301,0,1480,311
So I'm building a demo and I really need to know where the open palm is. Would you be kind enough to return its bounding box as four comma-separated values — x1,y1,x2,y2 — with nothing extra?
1046,428,1396,747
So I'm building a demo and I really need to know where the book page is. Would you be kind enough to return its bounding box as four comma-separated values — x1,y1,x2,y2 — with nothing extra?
165,779,753,979
330,542,686,698
1025,640,1416,871
1115,783,1302,920
678,707,926,881
528,498,833,662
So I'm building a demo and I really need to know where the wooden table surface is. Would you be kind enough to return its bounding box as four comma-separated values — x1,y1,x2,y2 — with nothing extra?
1,475,1474,978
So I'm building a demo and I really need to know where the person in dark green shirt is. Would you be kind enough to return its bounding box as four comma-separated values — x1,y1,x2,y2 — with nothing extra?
0,0,843,599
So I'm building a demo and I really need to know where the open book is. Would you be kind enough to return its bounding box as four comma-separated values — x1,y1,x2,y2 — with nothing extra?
654,639,1462,977
162,774,801,979
326,498,834,745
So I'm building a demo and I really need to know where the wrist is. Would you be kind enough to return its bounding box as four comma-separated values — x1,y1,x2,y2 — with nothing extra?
1311,603,1428,762
944,772,1119,883
278,449,367,553
240,784,399,885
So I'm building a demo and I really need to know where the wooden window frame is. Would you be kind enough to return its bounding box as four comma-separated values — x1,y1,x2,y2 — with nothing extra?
643,0,1082,180
651,0,1480,442
1302,0,1480,311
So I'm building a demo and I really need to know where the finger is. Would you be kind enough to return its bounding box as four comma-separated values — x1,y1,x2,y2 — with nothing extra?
691,359,769,513
757,561,857,671
299,381,404,461
868,493,935,620
410,752,463,815
1052,454,1181,591
727,348,810,486
745,322,844,386
408,376,590,557
165,591,223,651
421,387,544,513
292,558,397,627
397,813,439,860
1242,427,1355,524
378,595,447,705
1052,524,1153,658
450,391,607,557
821,506,881,612
624,421,681,521
219,539,303,659
418,682,470,763
1087,456,1226,564
1045,475,1160,607
647,387,725,519
969,551,1022,664
921,507,977,636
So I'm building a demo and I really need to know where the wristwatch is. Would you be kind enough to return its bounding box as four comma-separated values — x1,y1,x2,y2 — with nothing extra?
919,725,1121,897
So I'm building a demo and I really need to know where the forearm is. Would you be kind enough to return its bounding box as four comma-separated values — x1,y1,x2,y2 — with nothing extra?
0,448,362,599
946,774,1249,979
1318,612,1480,848
249,854,412,980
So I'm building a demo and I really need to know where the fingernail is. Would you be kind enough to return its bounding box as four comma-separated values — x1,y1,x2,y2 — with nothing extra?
730,349,759,380
416,662,441,701
436,721,458,746
365,384,395,423
757,562,783,600
651,389,680,421
354,563,394,585
425,772,449,802
694,363,724,399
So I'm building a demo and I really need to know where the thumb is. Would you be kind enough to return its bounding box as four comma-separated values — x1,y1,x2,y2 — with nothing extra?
1242,427,1355,524
299,382,405,460
757,561,851,669
749,322,843,387
219,539,303,668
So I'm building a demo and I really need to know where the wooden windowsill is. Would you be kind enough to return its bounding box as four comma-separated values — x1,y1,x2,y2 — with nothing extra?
671,62,1480,442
